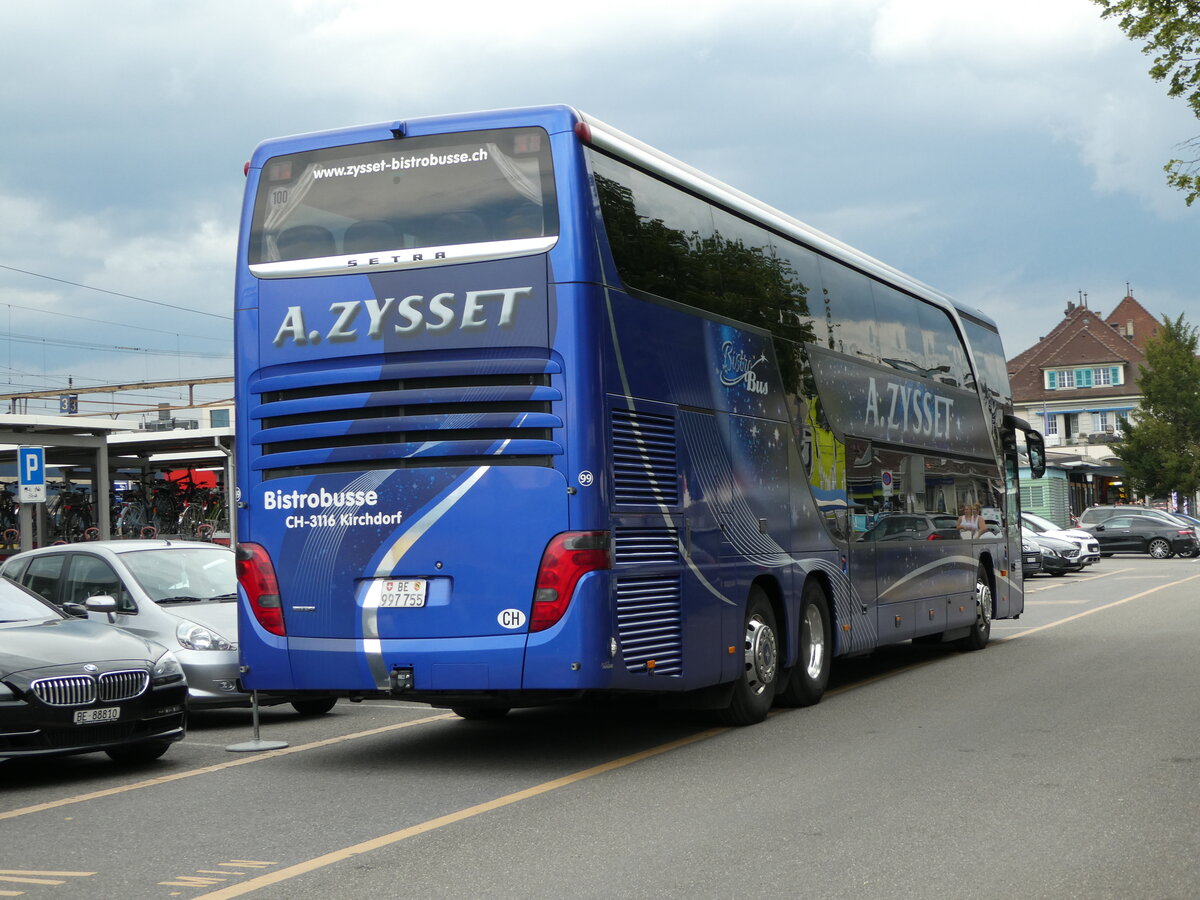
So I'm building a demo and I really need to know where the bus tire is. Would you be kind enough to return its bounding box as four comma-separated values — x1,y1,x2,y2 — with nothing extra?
291,697,337,716
775,580,831,708
451,706,510,721
958,568,992,652
718,586,779,726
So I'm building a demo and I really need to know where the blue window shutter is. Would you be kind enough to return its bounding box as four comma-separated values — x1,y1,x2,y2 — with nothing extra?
1079,368,1093,387
1047,371,1057,389
1111,366,1120,385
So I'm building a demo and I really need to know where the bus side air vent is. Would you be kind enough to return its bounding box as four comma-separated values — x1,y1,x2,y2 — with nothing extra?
249,353,564,479
616,575,683,676
611,409,679,507
614,528,680,567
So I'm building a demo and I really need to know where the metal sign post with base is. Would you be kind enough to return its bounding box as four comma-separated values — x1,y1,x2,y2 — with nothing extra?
225,689,289,753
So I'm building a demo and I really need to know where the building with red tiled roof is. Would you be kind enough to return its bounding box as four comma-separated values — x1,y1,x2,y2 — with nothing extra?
1103,292,1161,350
1007,292,1159,515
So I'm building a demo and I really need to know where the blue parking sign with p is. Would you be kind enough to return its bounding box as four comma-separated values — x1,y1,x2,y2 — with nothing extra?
18,446,46,503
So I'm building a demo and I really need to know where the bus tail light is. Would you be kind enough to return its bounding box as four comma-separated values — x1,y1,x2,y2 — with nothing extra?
530,531,611,633
236,542,286,636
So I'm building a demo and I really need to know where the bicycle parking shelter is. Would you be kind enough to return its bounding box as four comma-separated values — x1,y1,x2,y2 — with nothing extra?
0,414,234,553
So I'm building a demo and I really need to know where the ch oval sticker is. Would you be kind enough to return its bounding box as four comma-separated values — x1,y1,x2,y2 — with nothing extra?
498,608,527,629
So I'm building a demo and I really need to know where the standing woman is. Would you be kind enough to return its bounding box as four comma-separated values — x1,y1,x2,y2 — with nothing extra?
957,503,983,539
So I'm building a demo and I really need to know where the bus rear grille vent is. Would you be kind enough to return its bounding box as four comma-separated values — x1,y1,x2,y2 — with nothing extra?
614,529,680,567
611,409,678,506
616,576,683,676
249,355,564,478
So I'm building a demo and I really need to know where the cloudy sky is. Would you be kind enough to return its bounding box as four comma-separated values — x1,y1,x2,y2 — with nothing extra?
1,0,1195,419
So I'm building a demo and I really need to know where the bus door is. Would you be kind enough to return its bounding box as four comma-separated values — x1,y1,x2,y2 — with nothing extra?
846,522,887,640
854,514,937,642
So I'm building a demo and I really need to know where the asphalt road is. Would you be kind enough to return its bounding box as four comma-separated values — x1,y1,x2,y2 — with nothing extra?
3,555,1198,899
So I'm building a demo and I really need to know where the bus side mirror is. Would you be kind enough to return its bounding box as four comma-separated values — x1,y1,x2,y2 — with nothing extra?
1026,431,1046,478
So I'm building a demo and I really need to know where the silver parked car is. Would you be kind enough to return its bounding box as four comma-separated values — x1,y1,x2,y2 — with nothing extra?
0,541,334,715
1020,512,1101,565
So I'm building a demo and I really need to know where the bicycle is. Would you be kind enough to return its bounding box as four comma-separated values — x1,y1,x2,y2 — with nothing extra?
149,479,181,536
47,482,94,544
116,486,153,538
0,482,18,533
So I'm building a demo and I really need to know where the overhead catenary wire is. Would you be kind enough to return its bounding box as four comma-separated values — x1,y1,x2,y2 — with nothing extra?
4,331,232,360
2,300,230,342
0,263,233,321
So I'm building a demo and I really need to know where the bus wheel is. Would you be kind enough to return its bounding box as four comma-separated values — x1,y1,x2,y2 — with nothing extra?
291,697,337,716
776,580,831,708
451,706,510,721
959,569,992,651
718,587,779,726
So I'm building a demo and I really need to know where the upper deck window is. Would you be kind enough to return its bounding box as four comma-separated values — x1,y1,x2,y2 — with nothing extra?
248,126,558,277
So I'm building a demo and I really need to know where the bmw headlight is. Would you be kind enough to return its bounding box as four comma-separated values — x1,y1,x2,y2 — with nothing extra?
177,620,234,651
152,650,186,687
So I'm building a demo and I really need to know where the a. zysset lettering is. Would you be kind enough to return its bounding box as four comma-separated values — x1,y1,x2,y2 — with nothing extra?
864,376,956,440
272,286,532,347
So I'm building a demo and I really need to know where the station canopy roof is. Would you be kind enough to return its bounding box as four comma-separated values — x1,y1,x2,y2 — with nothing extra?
0,414,232,472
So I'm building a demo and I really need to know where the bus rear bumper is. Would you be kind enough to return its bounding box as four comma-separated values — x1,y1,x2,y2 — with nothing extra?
278,628,612,693
284,633,528,691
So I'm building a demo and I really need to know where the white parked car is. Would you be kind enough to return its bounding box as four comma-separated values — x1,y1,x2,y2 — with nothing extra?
1020,512,1100,565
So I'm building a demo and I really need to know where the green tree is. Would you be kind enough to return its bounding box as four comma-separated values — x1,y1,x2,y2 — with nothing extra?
1115,314,1200,497
1091,0,1200,204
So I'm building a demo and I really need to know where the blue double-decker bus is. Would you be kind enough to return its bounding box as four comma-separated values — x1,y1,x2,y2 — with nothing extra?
233,105,1045,724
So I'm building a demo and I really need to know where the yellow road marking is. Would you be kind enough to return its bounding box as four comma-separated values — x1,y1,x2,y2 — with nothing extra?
1024,567,1133,593
161,876,228,888
0,872,94,877
0,713,452,822
193,727,727,900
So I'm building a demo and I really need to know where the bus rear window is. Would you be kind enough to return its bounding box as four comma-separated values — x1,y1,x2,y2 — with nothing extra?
248,126,558,273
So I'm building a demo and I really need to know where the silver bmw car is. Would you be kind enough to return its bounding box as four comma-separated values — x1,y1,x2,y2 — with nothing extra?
1,540,334,715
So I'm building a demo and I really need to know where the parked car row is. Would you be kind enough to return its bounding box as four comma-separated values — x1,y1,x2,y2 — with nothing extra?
1078,505,1200,558
0,540,336,765
1020,505,1200,576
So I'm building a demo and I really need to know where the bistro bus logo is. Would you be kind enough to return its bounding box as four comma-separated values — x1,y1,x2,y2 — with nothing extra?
719,341,769,396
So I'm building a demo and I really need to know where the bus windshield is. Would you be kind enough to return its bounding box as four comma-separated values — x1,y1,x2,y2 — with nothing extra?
247,125,558,274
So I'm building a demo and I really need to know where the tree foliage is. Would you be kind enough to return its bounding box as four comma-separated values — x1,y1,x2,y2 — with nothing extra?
1092,0,1200,204
1114,315,1200,497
